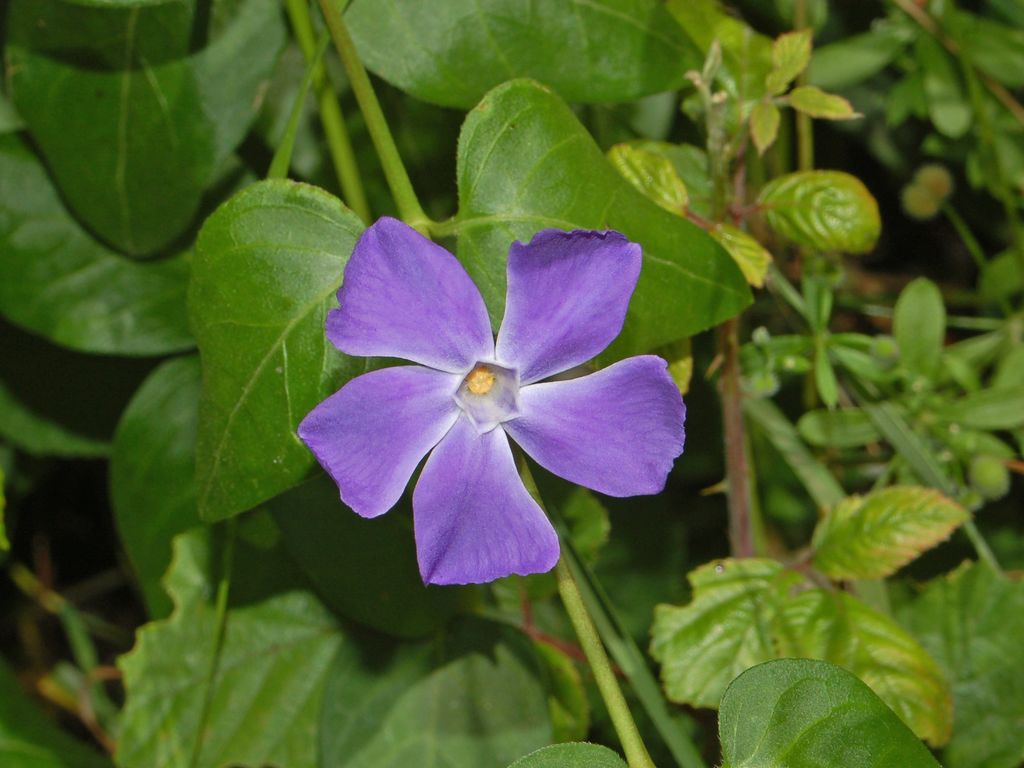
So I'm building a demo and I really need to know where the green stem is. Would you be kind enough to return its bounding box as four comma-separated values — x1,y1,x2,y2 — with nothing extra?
794,0,813,172
286,0,370,223
554,557,656,768
316,0,430,232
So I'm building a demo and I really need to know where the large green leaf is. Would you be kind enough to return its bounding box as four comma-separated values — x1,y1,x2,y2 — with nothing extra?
0,134,191,356
319,617,552,767
719,659,940,768
111,356,201,618
117,530,344,768
775,588,952,745
812,486,969,580
190,180,365,522
455,80,750,357
0,658,111,768
650,559,801,708
6,0,284,256
507,743,627,768
893,278,945,380
899,563,1024,768
346,0,699,109
758,171,881,254
267,476,463,638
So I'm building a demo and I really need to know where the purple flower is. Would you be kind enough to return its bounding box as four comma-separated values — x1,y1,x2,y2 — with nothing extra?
298,218,686,585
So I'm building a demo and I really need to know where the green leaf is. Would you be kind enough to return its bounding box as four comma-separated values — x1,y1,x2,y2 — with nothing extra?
116,530,344,768
807,23,910,90
786,85,858,119
267,476,463,638
455,80,750,357
607,143,689,214
980,250,1024,303
893,278,945,379
916,35,971,139
766,29,812,95
719,659,941,768
775,588,952,745
0,92,25,134
749,100,781,156
319,617,552,767
0,467,7,552
797,408,882,448
190,180,365,522
660,337,694,395
710,224,772,288
759,171,881,254
936,386,1024,431
534,644,590,743
508,743,627,768
650,558,802,708
812,486,969,580
0,134,192,356
111,356,201,618
0,658,111,767
346,0,699,109
899,563,1024,768
6,0,285,256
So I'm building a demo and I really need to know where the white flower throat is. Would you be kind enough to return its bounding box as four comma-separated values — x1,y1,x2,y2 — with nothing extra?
454,362,521,433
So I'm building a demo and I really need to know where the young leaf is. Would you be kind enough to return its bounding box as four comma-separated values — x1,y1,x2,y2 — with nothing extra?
775,589,953,745
720,659,941,768
766,29,813,96
749,100,781,156
0,134,192,356
117,531,345,768
508,743,627,768
710,224,773,288
456,80,751,359
607,143,689,213
893,278,945,379
318,617,552,767
797,408,882,448
190,180,366,522
111,356,202,619
346,0,700,109
650,558,802,707
935,386,1024,430
899,563,1024,768
786,85,858,119
759,171,881,254
812,486,969,580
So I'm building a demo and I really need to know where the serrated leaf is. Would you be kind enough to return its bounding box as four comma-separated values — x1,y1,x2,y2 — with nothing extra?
0,660,112,767
508,743,627,768
117,531,345,768
319,617,552,767
797,408,882,448
6,0,284,256
787,85,858,119
607,143,689,214
893,277,945,379
0,134,192,355
456,80,750,359
749,101,781,156
759,170,881,254
111,357,201,619
346,0,700,109
766,29,812,95
936,386,1024,430
899,563,1024,768
774,588,952,745
189,180,365,522
650,559,802,707
720,659,941,768
710,224,772,288
812,486,968,580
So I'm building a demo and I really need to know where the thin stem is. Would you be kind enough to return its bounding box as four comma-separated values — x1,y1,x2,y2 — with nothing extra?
941,203,988,271
286,0,370,223
962,519,1003,574
794,0,813,172
316,0,430,232
555,558,656,768
718,317,756,558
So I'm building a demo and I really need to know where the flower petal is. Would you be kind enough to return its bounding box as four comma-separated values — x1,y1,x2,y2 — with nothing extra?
413,418,559,585
327,217,494,372
505,356,685,496
298,365,461,518
496,230,642,383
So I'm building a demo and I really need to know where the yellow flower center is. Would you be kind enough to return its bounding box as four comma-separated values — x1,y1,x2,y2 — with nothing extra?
465,365,496,395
